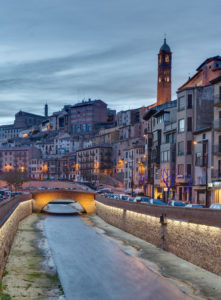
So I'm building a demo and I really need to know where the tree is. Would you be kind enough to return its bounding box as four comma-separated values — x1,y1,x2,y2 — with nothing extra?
161,168,176,202
0,170,29,191
138,170,148,195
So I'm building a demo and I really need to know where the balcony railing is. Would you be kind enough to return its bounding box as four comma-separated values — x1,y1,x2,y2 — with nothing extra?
213,144,221,155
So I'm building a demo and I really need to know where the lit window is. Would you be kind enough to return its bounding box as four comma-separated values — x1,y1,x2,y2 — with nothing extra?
165,55,169,62
159,77,161,83
178,119,185,133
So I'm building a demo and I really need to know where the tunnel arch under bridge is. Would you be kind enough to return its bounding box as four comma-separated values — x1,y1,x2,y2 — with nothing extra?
32,190,95,214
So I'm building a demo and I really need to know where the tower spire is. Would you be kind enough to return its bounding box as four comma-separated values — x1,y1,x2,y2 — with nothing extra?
157,38,172,105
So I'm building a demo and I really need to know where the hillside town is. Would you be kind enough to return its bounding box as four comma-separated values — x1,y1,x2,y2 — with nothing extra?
1,39,221,206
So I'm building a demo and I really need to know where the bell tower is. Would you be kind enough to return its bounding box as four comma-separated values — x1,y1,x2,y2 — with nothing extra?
157,38,172,105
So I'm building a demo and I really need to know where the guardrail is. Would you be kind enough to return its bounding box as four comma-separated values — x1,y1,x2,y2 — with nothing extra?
95,195,221,227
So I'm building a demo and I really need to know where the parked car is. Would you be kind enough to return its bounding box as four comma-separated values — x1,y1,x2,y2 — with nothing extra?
135,196,151,203
128,197,135,202
97,188,111,194
150,199,167,206
186,204,203,208
168,200,186,207
209,203,221,209
119,194,129,201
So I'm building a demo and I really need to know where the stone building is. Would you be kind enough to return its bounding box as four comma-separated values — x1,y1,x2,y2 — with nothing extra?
76,146,112,182
70,99,108,136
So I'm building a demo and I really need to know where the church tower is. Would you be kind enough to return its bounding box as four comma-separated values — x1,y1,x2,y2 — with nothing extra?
157,38,172,105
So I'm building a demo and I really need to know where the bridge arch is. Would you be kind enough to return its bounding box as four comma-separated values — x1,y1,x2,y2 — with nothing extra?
32,190,95,214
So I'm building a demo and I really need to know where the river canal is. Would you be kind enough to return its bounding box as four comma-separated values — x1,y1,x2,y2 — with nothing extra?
42,202,189,300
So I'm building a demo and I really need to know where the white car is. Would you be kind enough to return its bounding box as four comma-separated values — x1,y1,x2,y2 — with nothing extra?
209,203,221,209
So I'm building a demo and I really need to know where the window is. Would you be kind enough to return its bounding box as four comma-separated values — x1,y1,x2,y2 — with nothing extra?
187,117,192,131
178,96,185,111
165,55,169,62
153,131,158,142
157,115,164,124
187,164,191,177
219,160,221,176
82,124,86,132
178,141,184,156
178,164,184,175
71,125,75,133
87,124,92,132
161,150,170,162
187,140,192,155
179,187,182,201
178,119,184,132
187,94,192,108
76,124,81,133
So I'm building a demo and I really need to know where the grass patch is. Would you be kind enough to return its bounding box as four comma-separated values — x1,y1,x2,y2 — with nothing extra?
0,281,11,300
27,273,41,279
25,283,32,290
2,271,8,278
0,293,11,300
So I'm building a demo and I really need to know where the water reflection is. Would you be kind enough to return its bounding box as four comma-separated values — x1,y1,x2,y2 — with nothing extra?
43,200,84,215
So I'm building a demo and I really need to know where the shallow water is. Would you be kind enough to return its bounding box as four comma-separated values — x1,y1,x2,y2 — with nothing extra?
43,204,189,300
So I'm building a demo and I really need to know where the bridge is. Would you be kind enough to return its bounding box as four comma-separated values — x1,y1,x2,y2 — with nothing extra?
32,190,95,213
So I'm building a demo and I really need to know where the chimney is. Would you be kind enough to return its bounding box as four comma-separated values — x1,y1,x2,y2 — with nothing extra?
45,103,48,117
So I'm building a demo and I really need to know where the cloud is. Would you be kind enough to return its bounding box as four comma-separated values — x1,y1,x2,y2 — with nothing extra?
0,0,220,124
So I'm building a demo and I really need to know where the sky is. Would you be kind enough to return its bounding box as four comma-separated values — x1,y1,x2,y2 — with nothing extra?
0,0,220,124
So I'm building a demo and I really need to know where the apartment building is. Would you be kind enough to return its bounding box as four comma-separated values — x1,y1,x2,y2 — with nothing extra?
123,144,145,193
210,76,221,203
71,99,108,136
143,100,177,200
0,147,41,174
76,146,112,181
176,57,219,204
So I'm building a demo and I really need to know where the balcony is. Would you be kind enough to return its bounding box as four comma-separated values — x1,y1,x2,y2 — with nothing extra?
211,169,221,179
214,94,221,107
213,144,221,156
214,119,221,131
164,121,177,133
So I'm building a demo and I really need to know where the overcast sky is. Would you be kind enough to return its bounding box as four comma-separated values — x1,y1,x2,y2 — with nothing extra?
0,0,220,124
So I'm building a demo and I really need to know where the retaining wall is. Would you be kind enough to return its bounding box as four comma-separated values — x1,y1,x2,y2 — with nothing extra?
0,195,33,278
95,196,221,275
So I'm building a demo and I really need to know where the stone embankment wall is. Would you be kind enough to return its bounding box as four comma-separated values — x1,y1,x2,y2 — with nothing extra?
0,195,33,278
95,196,221,275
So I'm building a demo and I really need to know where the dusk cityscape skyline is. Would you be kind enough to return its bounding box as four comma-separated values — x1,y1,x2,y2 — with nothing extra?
0,0,220,124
